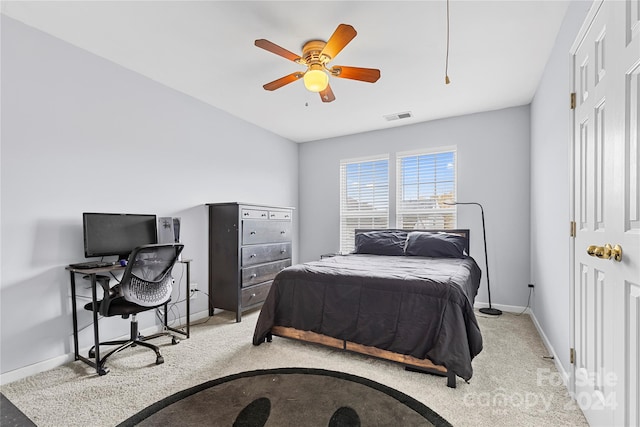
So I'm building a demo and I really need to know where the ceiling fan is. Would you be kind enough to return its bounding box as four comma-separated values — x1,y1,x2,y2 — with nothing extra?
255,24,381,103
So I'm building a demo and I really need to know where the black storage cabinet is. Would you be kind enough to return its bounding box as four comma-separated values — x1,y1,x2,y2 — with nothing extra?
207,202,293,322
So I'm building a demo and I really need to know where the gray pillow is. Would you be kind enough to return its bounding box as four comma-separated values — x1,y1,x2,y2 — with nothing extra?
354,230,408,256
405,231,466,258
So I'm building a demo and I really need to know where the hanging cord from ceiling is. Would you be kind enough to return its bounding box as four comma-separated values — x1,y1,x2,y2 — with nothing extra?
445,0,451,84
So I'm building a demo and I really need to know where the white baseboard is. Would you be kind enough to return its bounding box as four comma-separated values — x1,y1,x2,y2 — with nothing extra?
474,301,529,314
0,309,211,385
527,310,571,389
0,354,76,386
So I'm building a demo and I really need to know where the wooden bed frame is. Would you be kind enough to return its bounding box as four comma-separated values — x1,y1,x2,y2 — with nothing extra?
265,228,473,389
267,326,457,387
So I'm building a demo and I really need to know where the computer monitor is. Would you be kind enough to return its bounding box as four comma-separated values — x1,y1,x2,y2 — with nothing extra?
83,213,158,260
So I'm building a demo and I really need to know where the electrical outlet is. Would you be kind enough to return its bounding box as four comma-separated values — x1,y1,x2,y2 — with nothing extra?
190,282,198,299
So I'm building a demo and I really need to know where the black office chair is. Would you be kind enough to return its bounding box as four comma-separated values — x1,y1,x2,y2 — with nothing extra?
84,243,184,373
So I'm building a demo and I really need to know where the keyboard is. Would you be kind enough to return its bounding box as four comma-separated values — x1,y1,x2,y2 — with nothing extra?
68,261,115,270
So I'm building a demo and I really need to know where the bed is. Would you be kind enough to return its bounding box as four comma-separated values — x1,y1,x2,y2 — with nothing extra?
252,229,483,388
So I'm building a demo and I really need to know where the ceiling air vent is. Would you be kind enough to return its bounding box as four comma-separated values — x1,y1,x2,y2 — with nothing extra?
383,111,412,121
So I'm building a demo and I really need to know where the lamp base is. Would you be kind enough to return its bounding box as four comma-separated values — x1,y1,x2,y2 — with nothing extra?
479,307,502,316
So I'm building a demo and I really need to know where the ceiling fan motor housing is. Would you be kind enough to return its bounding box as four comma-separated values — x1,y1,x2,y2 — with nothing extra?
300,40,329,66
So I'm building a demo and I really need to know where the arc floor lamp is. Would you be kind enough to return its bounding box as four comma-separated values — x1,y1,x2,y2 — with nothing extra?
446,201,502,316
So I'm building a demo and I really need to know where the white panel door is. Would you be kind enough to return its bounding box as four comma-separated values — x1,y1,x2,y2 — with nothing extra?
572,0,640,426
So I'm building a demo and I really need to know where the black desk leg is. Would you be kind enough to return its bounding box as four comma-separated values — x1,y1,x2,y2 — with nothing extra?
70,271,105,375
89,273,103,374
163,260,191,340
70,271,80,361
185,260,190,338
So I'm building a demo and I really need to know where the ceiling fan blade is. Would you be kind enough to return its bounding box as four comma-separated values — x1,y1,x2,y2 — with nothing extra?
320,24,357,61
331,66,380,83
319,84,336,103
255,39,301,62
263,72,304,91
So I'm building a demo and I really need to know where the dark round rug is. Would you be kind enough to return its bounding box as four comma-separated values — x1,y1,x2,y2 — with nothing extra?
117,368,451,426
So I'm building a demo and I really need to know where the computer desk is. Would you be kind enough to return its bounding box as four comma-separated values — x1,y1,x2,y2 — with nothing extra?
66,259,191,375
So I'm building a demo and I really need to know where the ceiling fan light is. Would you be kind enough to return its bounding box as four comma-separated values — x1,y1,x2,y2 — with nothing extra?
303,68,329,92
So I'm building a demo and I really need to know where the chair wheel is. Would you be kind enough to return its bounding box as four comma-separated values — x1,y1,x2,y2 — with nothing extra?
156,356,164,365
171,337,179,345
88,349,95,358
98,367,109,376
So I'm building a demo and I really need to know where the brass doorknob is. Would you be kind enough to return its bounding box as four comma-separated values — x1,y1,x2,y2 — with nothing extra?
586,243,623,262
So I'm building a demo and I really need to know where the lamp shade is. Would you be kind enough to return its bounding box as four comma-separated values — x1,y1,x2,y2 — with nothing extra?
303,66,329,92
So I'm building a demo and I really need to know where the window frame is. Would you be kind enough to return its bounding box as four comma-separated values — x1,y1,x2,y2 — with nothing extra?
339,154,390,253
395,146,457,230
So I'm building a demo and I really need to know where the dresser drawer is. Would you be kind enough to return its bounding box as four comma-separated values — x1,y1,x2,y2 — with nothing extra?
269,210,292,220
242,220,292,245
241,208,269,220
241,243,291,266
241,259,291,287
241,281,272,308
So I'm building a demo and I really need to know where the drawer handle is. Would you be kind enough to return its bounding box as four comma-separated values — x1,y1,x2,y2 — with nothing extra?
250,274,257,279
280,250,287,254
261,213,267,217
280,231,286,234
243,212,249,216
285,215,290,218
250,293,256,298
250,231,256,235
250,254,257,258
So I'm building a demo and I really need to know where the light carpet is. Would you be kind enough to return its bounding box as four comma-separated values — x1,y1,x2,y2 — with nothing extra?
1,310,588,426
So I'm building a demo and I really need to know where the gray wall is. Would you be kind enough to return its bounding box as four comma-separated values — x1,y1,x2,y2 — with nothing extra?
530,0,591,376
1,0,594,381
0,16,299,375
298,106,532,308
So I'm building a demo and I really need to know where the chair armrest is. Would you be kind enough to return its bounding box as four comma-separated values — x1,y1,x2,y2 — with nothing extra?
83,274,117,315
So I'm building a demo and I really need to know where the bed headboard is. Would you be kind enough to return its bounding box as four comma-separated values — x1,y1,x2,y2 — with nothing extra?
355,228,471,255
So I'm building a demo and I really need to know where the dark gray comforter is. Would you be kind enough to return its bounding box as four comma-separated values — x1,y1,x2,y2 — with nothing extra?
252,254,483,381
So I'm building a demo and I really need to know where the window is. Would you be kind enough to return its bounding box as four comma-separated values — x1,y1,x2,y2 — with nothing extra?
396,149,456,229
338,148,456,252
339,156,389,252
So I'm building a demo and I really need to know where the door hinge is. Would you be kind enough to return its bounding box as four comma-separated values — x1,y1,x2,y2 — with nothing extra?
570,92,576,109
570,221,576,237
570,347,575,364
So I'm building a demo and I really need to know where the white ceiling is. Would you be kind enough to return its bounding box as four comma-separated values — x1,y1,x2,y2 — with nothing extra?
1,0,570,143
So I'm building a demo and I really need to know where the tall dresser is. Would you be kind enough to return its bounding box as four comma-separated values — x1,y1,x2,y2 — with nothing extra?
207,202,293,322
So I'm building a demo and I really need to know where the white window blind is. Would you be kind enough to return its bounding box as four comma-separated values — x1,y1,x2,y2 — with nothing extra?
396,149,456,229
340,156,389,253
